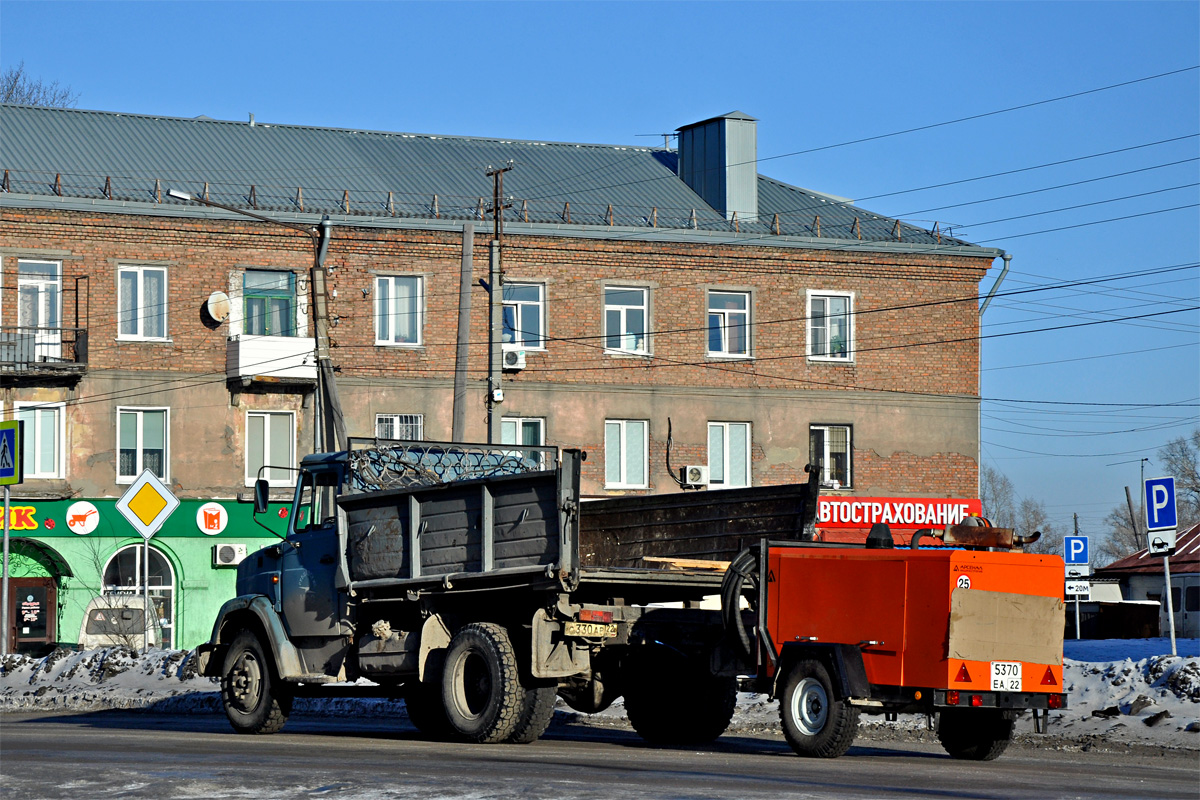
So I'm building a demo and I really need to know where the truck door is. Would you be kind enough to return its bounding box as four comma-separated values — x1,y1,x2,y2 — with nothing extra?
279,468,342,639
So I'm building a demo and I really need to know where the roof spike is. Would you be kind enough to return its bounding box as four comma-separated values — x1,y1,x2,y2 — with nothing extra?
153,178,160,203
689,208,697,229
249,184,257,208
432,194,439,218
2,169,9,193
651,207,658,228
892,219,902,241
296,186,304,212
521,199,529,223
933,221,941,244
731,210,739,233
478,197,486,220
562,201,571,224
203,182,210,201
386,190,394,216
53,173,63,196
853,217,862,240
342,189,350,213
606,204,613,226
813,215,821,237
772,213,780,235
103,176,112,200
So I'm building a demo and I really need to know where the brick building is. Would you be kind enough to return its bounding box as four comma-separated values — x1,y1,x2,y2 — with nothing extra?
0,105,1002,650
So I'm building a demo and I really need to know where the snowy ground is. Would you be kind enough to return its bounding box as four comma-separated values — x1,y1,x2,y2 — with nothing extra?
2,638,1197,753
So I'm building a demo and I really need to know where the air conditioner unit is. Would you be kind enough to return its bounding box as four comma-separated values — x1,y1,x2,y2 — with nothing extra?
681,465,710,488
503,349,526,371
213,543,248,567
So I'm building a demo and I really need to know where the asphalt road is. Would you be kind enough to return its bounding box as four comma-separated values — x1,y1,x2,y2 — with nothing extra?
1,711,1195,800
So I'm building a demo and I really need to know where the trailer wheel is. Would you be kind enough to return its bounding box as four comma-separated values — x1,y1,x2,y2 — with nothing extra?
779,659,858,758
441,622,523,743
221,630,292,735
937,708,1014,761
507,680,558,744
624,648,737,745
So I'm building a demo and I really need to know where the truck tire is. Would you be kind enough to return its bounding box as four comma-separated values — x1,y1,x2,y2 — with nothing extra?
937,708,1014,761
220,630,292,735
507,681,557,744
624,647,738,745
779,659,858,758
441,622,523,743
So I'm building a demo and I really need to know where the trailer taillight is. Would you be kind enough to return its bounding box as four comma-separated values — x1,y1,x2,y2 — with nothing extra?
578,609,613,624
1048,694,1063,709
946,690,960,705
970,695,983,707
1041,667,1057,686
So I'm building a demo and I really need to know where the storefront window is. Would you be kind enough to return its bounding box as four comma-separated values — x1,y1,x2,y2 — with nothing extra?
102,545,176,649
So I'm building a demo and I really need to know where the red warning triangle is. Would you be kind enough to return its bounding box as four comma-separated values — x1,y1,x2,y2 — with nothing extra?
955,663,971,682
1041,667,1057,686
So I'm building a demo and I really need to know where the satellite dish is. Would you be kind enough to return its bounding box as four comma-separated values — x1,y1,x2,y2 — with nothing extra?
206,291,230,323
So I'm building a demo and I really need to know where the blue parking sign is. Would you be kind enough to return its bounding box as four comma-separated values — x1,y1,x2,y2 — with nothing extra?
0,420,21,486
1144,477,1177,532
1064,536,1089,565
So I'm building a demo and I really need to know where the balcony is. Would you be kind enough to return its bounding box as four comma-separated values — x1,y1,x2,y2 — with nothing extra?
226,334,317,384
0,327,88,380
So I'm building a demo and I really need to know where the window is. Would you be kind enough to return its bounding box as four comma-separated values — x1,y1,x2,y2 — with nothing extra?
14,402,63,479
708,291,749,357
502,416,546,467
118,265,167,340
809,424,851,488
102,545,175,649
246,411,295,486
17,260,62,360
117,407,168,482
708,422,751,488
808,291,853,360
375,275,423,345
243,270,296,337
1185,585,1199,613
605,419,648,488
502,283,545,349
376,413,423,441
604,286,648,354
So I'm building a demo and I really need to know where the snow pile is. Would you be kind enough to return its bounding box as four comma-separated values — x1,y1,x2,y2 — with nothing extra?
2,639,1197,751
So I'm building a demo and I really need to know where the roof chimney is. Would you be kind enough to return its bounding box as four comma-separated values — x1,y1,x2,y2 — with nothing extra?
676,111,758,221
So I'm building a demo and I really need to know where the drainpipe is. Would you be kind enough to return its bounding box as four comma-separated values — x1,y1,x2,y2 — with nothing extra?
979,253,1011,316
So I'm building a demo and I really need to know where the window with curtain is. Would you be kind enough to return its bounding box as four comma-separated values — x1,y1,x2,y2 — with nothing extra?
809,424,852,488
118,265,168,339
708,421,751,488
604,419,648,488
707,291,750,357
14,402,63,478
808,292,853,360
243,270,296,337
375,275,423,345
117,407,168,481
376,413,423,441
246,411,295,486
604,287,648,354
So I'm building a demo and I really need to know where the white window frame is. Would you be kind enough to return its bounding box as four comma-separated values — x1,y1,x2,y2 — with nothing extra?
376,413,424,441
117,264,169,341
707,290,751,358
604,419,648,489
245,410,297,487
501,416,545,446
375,275,424,347
604,286,650,355
13,401,65,479
707,421,751,488
502,282,546,350
810,424,852,489
807,290,854,362
116,406,170,484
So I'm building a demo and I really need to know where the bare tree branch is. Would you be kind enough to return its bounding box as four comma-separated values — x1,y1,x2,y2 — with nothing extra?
1,61,80,108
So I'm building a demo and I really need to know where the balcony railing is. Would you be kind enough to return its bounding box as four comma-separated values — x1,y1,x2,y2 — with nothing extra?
0,327,88,375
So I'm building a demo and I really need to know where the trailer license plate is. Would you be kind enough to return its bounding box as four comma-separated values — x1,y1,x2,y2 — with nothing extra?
564,621,617,638
991,661,1022,691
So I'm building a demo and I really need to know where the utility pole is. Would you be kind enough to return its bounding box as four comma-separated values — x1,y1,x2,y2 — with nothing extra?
485,163,513,444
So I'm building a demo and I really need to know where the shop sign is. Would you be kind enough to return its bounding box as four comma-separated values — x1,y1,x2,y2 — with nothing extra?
65,501,100,535
817,497,983,530
196,502,229,535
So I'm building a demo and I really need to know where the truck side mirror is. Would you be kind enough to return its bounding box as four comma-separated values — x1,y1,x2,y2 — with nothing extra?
253,479,270,515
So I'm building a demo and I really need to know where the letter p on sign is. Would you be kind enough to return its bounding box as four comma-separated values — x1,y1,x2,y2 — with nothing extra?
1144,477,1177,532
1064,536,1088,565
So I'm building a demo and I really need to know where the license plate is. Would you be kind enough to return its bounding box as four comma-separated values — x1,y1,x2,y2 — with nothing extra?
564,621,617,638
990,661,1022,691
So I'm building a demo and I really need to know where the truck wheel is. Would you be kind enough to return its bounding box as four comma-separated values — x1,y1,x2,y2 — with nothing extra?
405,680,457,740
779,659,858,758
507,681,558,744
624,648,738,745
441,622,523,743
937,709,1014,761
221,630,292,735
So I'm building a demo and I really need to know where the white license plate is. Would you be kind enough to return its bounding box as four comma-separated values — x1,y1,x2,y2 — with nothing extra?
564,621,617,638
990,661,1022,691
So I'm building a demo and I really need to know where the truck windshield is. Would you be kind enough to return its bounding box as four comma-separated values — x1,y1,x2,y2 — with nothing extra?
294,469,340,533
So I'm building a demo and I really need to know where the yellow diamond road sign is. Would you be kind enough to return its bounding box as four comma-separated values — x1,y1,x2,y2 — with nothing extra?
115,469,180,540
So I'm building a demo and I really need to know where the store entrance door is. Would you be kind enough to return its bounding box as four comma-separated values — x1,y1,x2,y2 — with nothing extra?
6,578,56,655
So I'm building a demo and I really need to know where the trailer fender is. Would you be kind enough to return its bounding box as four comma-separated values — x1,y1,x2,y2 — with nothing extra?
418,613,452,682
196,595,306,681
774,643,870,701
531,608,590,679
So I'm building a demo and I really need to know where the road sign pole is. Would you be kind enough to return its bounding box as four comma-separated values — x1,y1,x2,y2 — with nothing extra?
1,486,9,656
1163,555,1177,657
1075,594,1081,640
144,536,150,655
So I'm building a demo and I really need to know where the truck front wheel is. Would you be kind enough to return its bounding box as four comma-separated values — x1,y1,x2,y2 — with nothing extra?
779,659,858,758
937,708,1014,761
221,630,292,735
441,622,523,743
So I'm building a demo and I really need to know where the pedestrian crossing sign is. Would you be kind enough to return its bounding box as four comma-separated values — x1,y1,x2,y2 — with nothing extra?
0,421,22,486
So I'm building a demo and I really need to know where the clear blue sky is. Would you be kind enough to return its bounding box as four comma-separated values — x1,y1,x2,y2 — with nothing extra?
3,1,1198,538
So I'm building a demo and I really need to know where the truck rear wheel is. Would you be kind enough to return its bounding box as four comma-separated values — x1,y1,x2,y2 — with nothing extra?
779,659,858,758
937,708,1014,761
624,647,737,745
221,630,292,735
441,622,523,743
507,681,558,744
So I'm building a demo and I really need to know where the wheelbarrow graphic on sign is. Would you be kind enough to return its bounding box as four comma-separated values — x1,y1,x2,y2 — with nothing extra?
68,509,96,530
